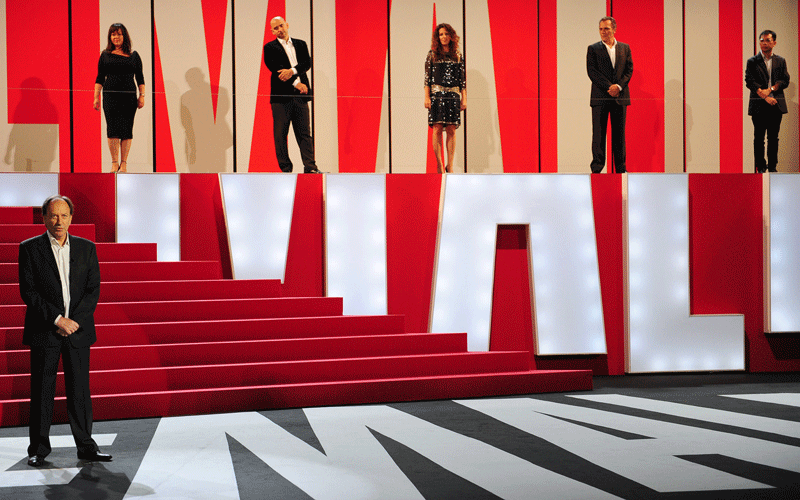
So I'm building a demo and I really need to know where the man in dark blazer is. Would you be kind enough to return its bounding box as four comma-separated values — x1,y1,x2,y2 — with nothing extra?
18,195,111,467
745,30,790,173
587,16,633,174
263,16,321,173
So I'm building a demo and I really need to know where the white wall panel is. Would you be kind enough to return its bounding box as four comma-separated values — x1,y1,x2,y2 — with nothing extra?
558,0,606,173
155,0,233,173
756,0,798,172
684,0,720,173
376,62,391,174
233,0,268,172
99,0,153,173
0,0,59,174
664,0,685,173
741,0,755,173
390,0,463,173
311,1,339,172
284,0,312,171
464,0,502,173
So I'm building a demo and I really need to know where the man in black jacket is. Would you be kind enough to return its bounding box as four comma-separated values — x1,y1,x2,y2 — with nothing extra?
19,195,111,467
263,16,322,173
745,30,791,173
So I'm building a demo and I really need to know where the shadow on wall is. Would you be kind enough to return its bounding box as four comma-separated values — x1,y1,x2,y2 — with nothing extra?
180,67,232,173
779,83,798,172
465,69,496,174
628,75,661,172
3,77,58,172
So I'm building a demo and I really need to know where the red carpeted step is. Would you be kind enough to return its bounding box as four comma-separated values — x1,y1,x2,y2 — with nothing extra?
0,351,532,398
0,207,36,224
0,327,23,349
95,243,158,262
1,279,282,305
1,332,467,373
1,296,343,326
0,242,158,264
1,315,406,349
0,370,594,426
0,244,18,263
0,278,281,305
0,286,20,305
0,224,95,243
0,264,18,283
98,279,282,302
1,260,226,284
0,242,159,264
99,261,224,281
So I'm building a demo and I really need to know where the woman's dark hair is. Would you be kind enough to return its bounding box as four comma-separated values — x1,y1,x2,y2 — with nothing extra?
104,23,132,54
431,23,460,61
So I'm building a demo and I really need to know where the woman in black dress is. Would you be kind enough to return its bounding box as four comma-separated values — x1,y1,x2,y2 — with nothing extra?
424,23,466,173
93,23,145,172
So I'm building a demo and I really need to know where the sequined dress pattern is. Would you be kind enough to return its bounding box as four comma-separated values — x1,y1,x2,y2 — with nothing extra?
424,50,466,127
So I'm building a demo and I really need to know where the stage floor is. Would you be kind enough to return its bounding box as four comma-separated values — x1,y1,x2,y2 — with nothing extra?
1,373,799,499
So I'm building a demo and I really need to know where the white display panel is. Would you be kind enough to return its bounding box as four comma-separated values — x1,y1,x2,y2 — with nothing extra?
432,174,606,353
99,0,153,173
626,174,744,372
325,174,388,316
220,173,296,281
116,173,180,261
768,174,800,332
0,173,59,207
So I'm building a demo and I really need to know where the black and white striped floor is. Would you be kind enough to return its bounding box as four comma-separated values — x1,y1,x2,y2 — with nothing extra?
2,373,799,499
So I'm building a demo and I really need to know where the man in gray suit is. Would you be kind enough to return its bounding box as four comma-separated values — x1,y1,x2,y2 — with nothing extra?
587,16,633,173
745,30,790,173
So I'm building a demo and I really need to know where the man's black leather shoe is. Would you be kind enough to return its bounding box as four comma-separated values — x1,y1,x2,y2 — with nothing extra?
304,168,324,174
27,455,45,467
77,451,113,462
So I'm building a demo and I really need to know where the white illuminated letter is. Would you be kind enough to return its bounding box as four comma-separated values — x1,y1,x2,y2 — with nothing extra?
325,174,388,315
766,174,800,333
0,173,59,207
626,174,744,372
432,174,606,353
221,173,296,280
117,174,180,261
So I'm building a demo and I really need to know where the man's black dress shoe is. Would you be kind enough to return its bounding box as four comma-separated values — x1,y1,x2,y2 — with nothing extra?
304,168,324,174
27,455,45,467
77,451,113,462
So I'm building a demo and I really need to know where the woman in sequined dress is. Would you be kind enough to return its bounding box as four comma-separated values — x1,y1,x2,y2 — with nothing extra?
424,23,466,173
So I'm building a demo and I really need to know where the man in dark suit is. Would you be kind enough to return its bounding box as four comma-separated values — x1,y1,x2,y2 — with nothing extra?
745,30,790,173
18,195,111,467
263,16,321,173
587,16,633,173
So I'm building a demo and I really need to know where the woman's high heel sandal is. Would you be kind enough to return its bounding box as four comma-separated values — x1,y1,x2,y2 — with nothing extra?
111,161,119,173
119,161,127,172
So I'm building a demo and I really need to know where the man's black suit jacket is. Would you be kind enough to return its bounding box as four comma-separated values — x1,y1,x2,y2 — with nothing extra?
263,38,312,104
587,41,633,106
18,233,101,348
745,52,790,115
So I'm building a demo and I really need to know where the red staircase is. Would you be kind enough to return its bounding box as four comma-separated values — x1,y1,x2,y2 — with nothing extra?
0,206,592,427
